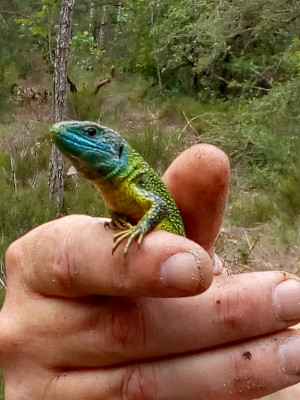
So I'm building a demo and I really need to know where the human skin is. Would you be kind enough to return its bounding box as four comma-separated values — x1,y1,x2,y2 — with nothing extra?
1,144,300,399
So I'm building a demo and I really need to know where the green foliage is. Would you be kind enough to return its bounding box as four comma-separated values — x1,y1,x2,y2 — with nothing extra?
2,0,300,102
0,20,25,116
278,162,300,217
70,31,102,70
115,0,300,98
15,2,102,72
15,1,58,64
15,2,60,65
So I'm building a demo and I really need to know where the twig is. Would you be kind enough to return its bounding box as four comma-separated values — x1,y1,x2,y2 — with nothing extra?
48,24,54,66
245,233,261,259
0,9,29,18
249,67,273,88
181,110,200,136
94,66,115,94
67,75,78,93
91,1,123,7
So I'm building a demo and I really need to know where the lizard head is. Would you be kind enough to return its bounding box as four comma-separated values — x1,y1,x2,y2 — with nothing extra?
51,120,129,180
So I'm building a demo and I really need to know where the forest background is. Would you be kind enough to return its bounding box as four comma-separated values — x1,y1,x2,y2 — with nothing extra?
0,0,300,292
0,0,300,397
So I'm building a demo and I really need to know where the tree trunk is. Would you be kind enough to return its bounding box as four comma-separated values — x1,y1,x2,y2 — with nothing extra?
89,1,94,36
48,0,75,207
98,5,107,51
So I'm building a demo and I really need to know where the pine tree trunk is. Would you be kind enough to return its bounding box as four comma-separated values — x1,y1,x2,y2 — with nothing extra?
89,1,94,36
98,5,107,51
49,0,75,207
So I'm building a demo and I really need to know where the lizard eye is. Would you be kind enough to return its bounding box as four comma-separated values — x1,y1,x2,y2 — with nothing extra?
87,127,97,137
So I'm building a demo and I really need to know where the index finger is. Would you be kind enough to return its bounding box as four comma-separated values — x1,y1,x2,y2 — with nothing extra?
6,215,213,298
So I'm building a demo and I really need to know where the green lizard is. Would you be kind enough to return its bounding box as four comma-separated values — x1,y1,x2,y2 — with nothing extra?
51,121,185,254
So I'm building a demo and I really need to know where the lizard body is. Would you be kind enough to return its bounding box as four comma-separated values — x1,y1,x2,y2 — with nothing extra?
51,121,185,254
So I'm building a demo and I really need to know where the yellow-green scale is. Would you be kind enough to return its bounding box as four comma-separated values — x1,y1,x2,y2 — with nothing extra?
92,147,185,236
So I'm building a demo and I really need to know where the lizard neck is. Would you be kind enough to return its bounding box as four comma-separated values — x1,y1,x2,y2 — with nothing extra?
101,141,133,180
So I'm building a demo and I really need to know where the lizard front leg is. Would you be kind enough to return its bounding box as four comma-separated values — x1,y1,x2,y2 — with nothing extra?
111,189,168,255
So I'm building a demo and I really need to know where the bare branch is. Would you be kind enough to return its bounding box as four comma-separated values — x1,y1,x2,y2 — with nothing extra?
0,9,29,18
94,66,115,94
48,25,54,66
91,1,123,7
180,110,201,138
67,75,77,93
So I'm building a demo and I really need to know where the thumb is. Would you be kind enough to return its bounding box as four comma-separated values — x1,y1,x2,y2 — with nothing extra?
163,144,230,256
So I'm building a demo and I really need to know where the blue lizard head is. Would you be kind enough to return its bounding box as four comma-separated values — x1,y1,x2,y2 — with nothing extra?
51,120,129,179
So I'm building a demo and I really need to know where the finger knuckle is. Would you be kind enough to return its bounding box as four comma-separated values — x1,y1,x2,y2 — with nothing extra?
51,247,79,294
218,286,253,338
5,240,22,276
108,298,147,349
0,312,31,361
49,227,81,295
229,350,264,398
121,364,158,400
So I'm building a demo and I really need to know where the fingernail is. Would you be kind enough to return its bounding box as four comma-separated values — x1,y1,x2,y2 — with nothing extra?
160,251,207,294
273,279,300,321
280,336,300,375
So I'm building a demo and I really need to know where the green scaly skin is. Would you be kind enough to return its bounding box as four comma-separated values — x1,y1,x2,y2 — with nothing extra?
51,121,185,254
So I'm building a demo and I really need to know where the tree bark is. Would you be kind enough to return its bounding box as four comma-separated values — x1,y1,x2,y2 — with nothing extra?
98,4,107,50
89,1,95,36
49,0,75,207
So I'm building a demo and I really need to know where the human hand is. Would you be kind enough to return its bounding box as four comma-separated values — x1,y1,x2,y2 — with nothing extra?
1,144,300,399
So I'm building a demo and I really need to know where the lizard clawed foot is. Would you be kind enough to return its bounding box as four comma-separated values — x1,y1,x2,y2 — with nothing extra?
106,217,133,231
112,227,145,255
